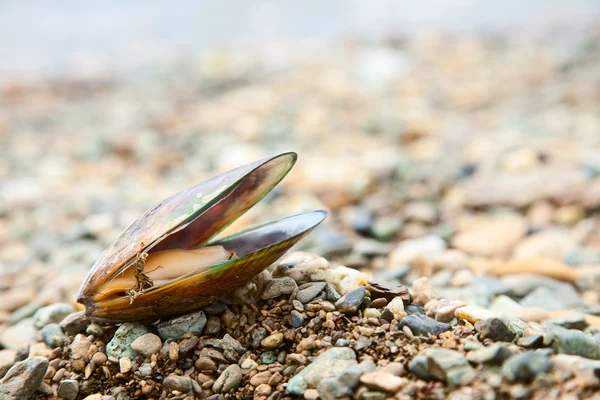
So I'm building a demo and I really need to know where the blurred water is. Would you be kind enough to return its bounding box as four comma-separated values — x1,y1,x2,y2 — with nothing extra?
0,0,598,79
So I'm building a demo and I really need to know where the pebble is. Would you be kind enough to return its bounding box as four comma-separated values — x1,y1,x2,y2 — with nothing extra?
131,333,163,357
544,326,600,359
203,302,228,315
261,277,298,299
408,356,433,380
360,372,406,393
70,334,92,361
290,310,305,328
204,315,221,336
213,364,242,393
385,297,407,320
0,319,37,350
261,332,284,349
106,323,151,359
255,383,272,397
411,277,436,305
40,323,66,348
425,348,475,386
398,314,450,337
324,284,341,302
546,313,588,330
0,350,16,379
32,303,73,328
156,310,207,340
0,357,49,400
335,286,366,314
501,351,553,382
451,214,527,257
163,374,193,393
286,347,357,395
466,343,516,365
490,257,577,284
479,318,516,342
455,305,496,324
273,252,329,284
489,295,522,315
388,235,446,266
119,357,132,373
516,334,543,349
59,311,88,336
366,281,411,303
370,217,403,241
426,299,466,323
325,266,369,295
296,282,327,303
58,379,79,400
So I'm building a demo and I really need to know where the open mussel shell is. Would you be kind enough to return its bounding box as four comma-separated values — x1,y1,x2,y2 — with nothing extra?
77,152,327,322
84,211,327,322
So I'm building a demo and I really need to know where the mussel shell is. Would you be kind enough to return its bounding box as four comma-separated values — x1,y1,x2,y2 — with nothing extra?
83,210,327,322
78,153,297,303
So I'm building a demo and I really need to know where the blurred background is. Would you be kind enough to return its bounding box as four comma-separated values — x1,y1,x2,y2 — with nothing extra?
1,2,600,314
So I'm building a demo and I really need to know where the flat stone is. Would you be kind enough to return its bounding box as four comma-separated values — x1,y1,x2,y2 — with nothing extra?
451,214,527,257
261,277,298,300
479,318,516,342
426,348,474,386
426,299,466,323
408,356,433,380
290,310,304,328
546,313,588,330
156,310,206,340
131,333,163,357
70,334,92,361
388,235,446,265
466,343,516,365
59,311,88,336
261,332,284,349
296,282,327,303
203,302,228,315
544,326,600,359
40,323,66,348
360,372,406,393
491,257,577,284
57,379,79,400
213,364,242,393
163,374,193,393
501,351,553,382
106,323,151,359
517,334,544,349
0,357,48,400
286,347,357,395
398,314,450,337
0,350,16,379
335,286,366,314
32,303,73,328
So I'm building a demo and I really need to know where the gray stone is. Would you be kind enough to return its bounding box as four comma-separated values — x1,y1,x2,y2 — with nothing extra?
466,343,516,365
335,287,366,314
479,318,516,342
106,323,151,359
59,311,88,336
405,303,425,316
261,277,298,299
426,348,474,386
156,310,206,340
286,347,357,395
32,303,73,328
40,323,66,348
408,356,432,380
501,275,583,308
290,310,304,328
427,299,466,323
203,302,228,315
250,327,268,348
203,316,221,336
0,357,48,399
325,284,341,302
213,364,242,393
501,351,553,382
354,335,371,351
517,334,543,349
546,313,588,330
296,282,327,303
58,379,79,400
220,334,246,354
544,326,600,359
371,217,403,241
398,314,450,337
